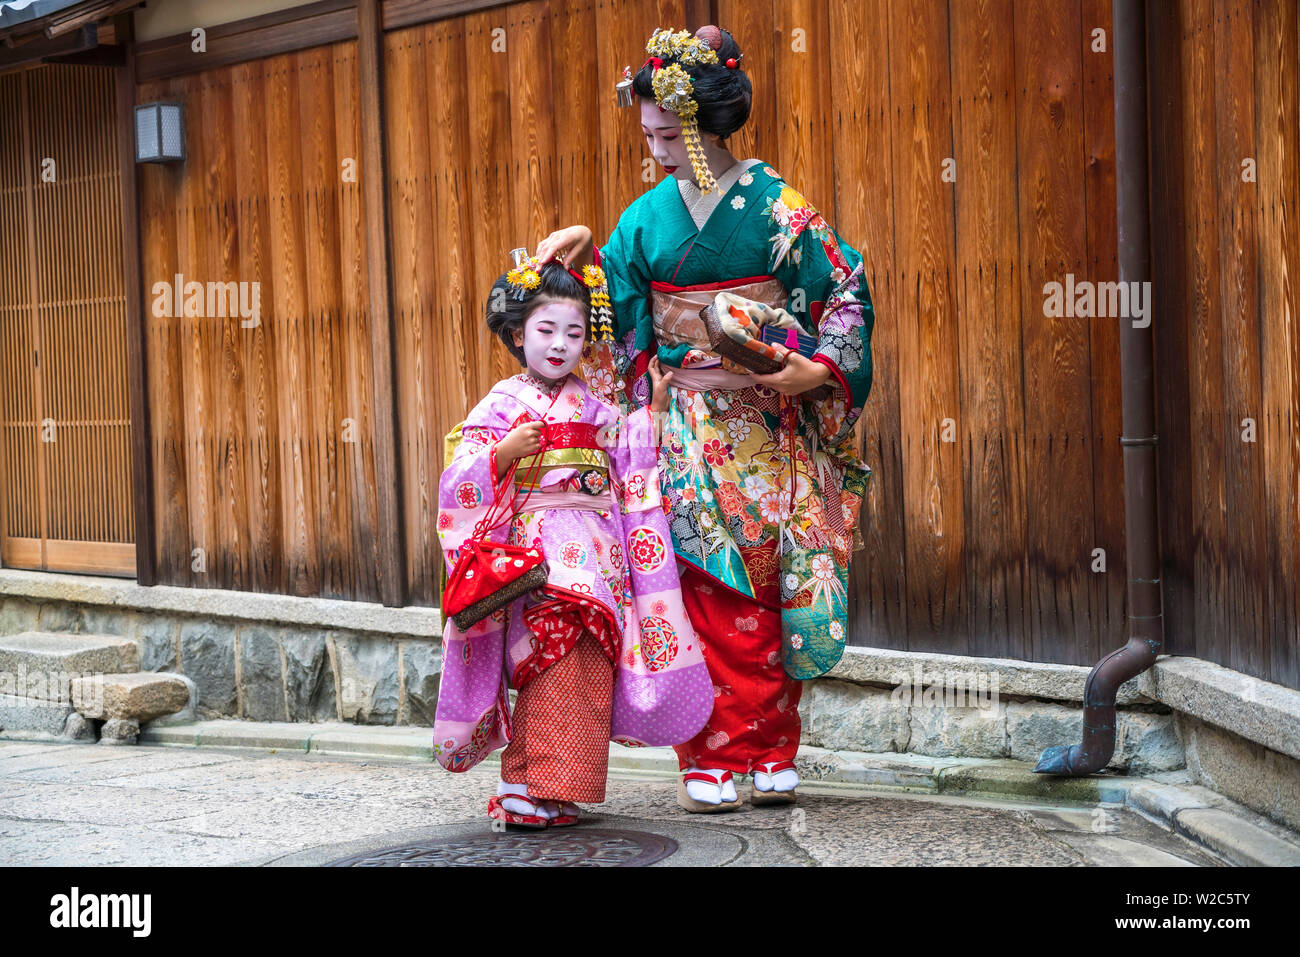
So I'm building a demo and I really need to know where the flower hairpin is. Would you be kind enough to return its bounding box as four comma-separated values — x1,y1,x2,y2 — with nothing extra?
582,265,615,342
506,251,544,301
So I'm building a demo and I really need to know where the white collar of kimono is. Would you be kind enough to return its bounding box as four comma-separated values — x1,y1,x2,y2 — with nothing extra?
506,371,585,422
677,157,764,230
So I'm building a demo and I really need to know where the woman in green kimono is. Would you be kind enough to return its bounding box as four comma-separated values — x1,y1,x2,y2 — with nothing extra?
536,25,874,812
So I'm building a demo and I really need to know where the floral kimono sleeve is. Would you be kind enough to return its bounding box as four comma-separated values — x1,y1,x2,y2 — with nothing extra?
436,401,515,567
600,402,714,745
766,185,875,446
602,406,662,517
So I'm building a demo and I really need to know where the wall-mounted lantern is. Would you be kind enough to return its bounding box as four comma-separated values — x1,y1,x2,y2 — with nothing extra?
133,102,185,164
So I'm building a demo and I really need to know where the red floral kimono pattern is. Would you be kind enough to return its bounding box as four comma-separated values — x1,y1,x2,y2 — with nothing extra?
672,561,801,774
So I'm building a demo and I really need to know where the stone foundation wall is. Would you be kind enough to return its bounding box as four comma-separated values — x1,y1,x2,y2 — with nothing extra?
0,595,442,726
796,678,1184,774
0,591,1182,774
1177,714,1300,832
17,580,1300,813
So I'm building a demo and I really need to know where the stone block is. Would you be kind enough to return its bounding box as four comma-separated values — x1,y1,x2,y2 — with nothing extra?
1181,714,1300,833
400,640,442,726
0,691,73,736
147,674,199,726
237,626,286,721
100,718,139,746
63,712,95,742
333,633,399,725
282,632,336,722
178,622,237,717
35,602,85,634
132,618,178,672
907,695,1006,758
1006,701,1083,762
78,607,137,638
0,632,140,702
1114,709,1184,773
71,672,190,722
803,679,909,752
0,597,40,636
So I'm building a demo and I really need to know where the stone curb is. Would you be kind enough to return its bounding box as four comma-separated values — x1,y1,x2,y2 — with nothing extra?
829,645,1152,706
0,568,441,642
1125,777,1300,867
130,718,1300,865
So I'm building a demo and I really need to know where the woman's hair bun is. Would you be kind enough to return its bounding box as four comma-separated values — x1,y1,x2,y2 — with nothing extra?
632,26,752,140
694,25,723,51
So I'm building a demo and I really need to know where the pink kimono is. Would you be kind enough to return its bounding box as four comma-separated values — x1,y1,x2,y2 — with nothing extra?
433,371,712,797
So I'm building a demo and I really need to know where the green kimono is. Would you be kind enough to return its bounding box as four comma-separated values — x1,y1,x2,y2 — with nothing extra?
579,160,875,679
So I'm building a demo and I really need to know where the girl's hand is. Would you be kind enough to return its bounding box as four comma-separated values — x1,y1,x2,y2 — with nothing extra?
648,356,675,414
495,420,545,479
751,351,832,396
536,225,594,269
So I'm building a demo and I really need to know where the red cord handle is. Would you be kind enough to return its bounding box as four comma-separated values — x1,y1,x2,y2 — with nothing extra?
470,384,564,540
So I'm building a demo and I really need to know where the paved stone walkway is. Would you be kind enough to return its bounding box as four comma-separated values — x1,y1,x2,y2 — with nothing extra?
0,739,1225,866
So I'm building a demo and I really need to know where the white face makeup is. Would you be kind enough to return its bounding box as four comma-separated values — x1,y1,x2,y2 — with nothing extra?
514,300,587,385
640,98,692,181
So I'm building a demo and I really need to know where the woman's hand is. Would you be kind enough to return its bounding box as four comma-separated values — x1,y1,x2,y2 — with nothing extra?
751,351,832,396
495,420,545,480
647,357,675,414
536,225,594,269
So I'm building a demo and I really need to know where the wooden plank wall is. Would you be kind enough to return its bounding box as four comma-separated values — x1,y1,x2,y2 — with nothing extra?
1150,0,1300,691
0,64,136,576
123,0,1300,687
719,0,1123,668
136,44,380,598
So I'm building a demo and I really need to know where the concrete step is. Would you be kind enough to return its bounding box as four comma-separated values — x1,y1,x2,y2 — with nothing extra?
0,632,139,703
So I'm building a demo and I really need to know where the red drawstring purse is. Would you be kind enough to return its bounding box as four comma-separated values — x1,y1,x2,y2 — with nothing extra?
442,404,555,631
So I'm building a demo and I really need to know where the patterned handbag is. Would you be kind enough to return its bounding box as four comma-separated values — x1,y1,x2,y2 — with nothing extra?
442,413,552,631
699,292,832,400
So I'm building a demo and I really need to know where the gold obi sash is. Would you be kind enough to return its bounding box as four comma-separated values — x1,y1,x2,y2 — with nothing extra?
515,446,610,491
650,276,788,375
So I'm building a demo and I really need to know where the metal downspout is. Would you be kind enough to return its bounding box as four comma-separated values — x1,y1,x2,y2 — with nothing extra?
1035,0,1165,776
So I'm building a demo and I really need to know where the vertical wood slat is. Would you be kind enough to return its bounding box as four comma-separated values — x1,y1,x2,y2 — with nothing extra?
427,18,479,600
1015,0,1094,666
832,0,907,650
889,0,965,649
1255,0,1300,691
383,27,432,605
1213,0,1265,679
1147,0,1194,658
117,11,154,580
1080,0,1124,667
358,0,408,606
1183,0,1229,667
950,0,1029,661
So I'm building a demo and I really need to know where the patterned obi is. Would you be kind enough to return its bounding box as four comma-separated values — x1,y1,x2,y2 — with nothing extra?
650,276,788,377
515,421,610,495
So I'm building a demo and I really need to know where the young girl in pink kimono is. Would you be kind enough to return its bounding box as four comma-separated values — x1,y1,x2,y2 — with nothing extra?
433,257,713,827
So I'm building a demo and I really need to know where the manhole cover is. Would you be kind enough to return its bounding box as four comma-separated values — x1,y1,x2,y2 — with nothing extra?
324,827,679,867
